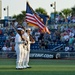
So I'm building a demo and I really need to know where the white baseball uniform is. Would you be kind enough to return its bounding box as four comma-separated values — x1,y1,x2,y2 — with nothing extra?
15,33,25,69
23,32,31,68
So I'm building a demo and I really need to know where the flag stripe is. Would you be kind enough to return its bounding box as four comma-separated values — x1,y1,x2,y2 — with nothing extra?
27,22,39,27
26,13,44,29
26,13,35,20
26,13,39,27
34,14,45,28
34,14,45,27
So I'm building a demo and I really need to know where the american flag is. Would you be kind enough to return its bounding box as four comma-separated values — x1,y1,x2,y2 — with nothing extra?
26,2,50,34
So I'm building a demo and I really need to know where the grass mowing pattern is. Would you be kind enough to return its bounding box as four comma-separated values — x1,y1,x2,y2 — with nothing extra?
0,59,75,75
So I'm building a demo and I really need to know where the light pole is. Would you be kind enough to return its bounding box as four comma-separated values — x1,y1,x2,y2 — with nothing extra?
4,6,9,27
50,1,56,23
54,2,56,16
4,6,9,18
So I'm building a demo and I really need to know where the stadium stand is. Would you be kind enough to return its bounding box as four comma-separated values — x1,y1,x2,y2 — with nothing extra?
0,21,75,59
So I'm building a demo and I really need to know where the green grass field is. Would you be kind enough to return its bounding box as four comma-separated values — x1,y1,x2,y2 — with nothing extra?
0,59,75,75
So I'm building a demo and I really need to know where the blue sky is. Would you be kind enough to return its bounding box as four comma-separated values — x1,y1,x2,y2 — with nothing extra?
2,0,75,19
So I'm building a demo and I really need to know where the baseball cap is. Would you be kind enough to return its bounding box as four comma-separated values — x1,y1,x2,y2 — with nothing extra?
17,28,24,31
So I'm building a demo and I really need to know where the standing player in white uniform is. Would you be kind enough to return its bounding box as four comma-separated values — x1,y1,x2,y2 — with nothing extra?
15,28,26,69
23,28,35,68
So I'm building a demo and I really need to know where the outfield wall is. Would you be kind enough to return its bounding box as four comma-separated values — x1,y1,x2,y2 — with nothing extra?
0,51,75,59
30,51,75,59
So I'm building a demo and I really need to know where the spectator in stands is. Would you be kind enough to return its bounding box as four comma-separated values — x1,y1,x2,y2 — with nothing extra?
22,18,28,28
55,30,61,41
69,44,74,52
5,40,10,47
67,15,71,23
69,31,74,37
69,36,75,45
55,15,59,23
72,16,75,23
38,33,44,41
40,40,45,49
2,45,7,52
72,26,75,36
35,31,40,41
65,18,68,24
10,32,15,43
14,20,18,27
63,32,69,45
7,46,12,52
51,33,57,43
11,44,15,52
6,46,12,57
54,23,58,30
60,25,64,32
64,26,68,31
60,33,65,43
0,30,2,35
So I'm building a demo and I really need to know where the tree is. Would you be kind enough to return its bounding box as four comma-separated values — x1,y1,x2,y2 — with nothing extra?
13,14,17,19
12,11,26,24
35,7,47,15
71,6,75,16
61,8,72,18
21,11,26,17
16,14,24,23
58,12,64,18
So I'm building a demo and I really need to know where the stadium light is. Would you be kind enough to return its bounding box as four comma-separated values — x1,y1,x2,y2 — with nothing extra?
50,4,53,7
